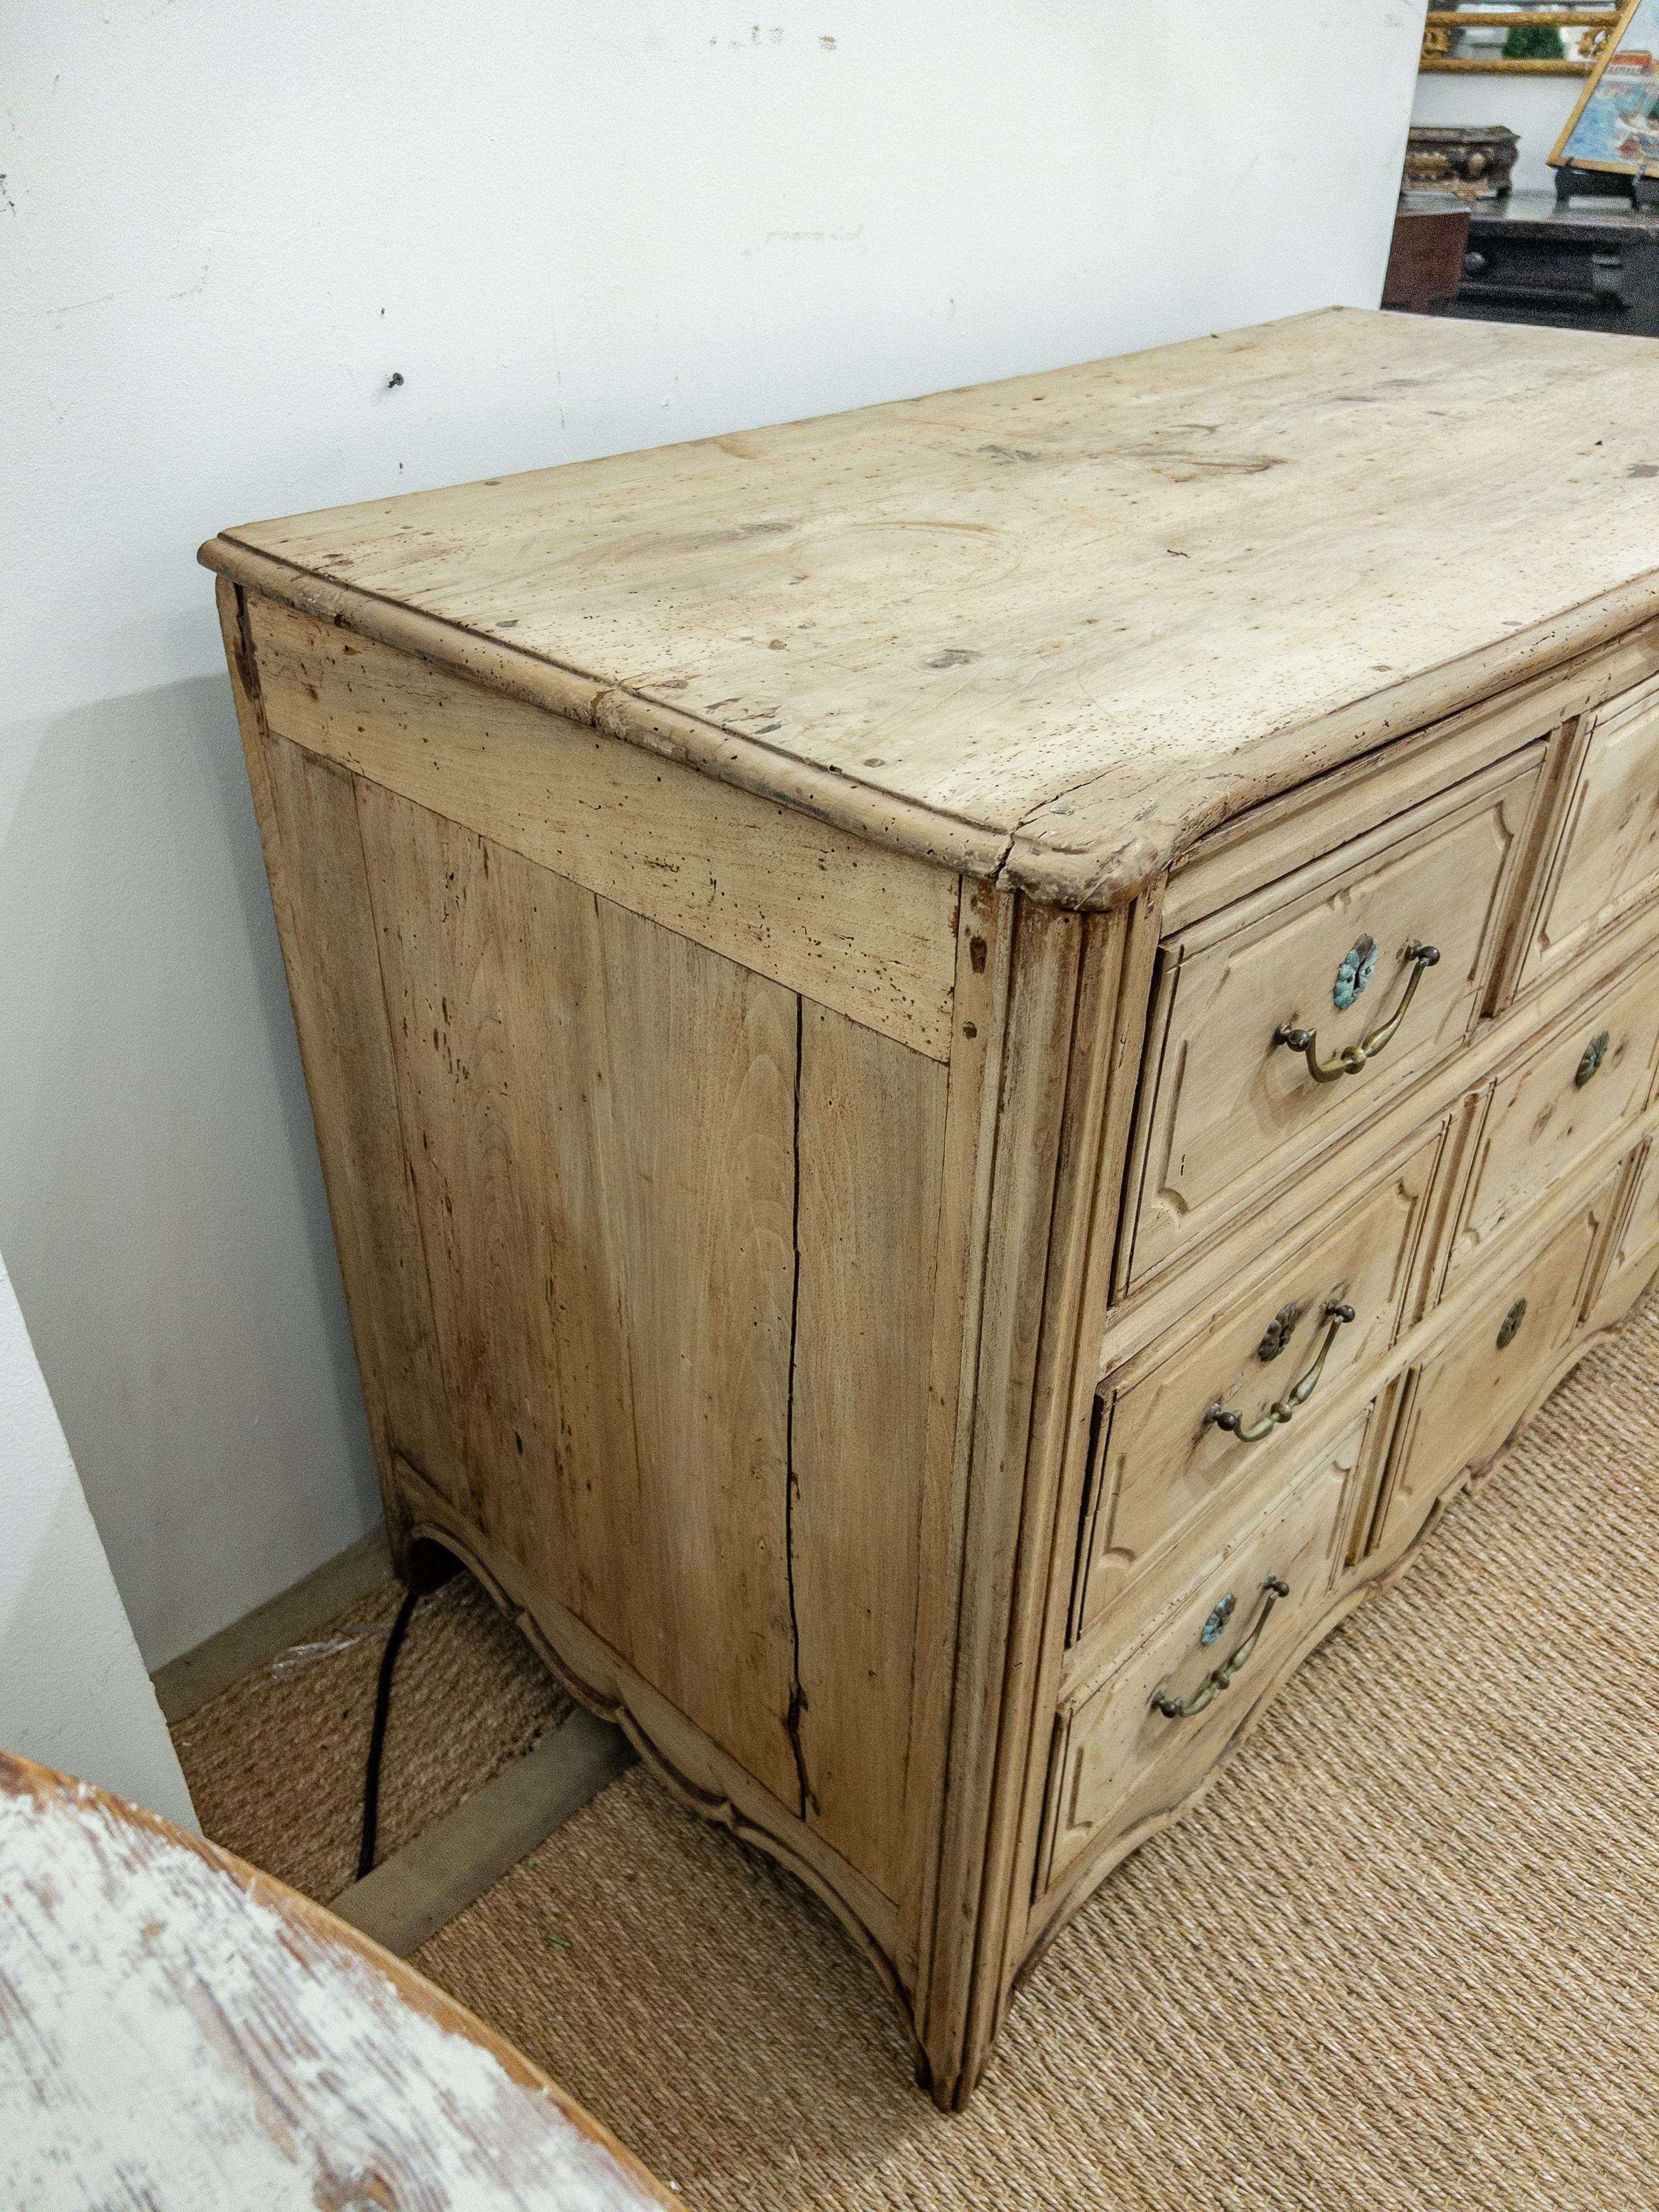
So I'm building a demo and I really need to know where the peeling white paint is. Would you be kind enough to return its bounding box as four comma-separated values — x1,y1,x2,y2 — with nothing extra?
0,1779,662,2209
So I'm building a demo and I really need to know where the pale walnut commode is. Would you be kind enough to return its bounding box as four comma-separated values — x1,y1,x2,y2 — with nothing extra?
204,306,1659,2108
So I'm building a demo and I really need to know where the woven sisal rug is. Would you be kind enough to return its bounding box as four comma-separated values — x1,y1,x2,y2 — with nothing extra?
411,1290,1659,2210
176,1294,1659,2207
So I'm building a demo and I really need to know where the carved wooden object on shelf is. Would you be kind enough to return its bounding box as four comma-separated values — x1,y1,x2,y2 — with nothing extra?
1404,124,1521,200
203,308,1659,2109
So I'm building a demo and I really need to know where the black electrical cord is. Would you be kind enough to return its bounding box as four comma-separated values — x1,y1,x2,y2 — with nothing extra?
356,1583,422,1881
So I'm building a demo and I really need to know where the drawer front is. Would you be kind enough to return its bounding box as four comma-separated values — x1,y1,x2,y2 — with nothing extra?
1074,1123,1444,1639
1122,751,1541,1290
1588,1139,1659,1333
1044,1424,1361,1893
1519,674,1659,997
1609,1139,1659,1288
1447,954,1659,1288
1370,1169,1621,1560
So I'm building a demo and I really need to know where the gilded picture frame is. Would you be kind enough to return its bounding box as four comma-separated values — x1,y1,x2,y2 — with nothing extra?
1421,7,1619,74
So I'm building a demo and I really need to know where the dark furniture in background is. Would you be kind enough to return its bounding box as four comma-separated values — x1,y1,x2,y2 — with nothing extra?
1384,191,1474,312
1435,190,1659,337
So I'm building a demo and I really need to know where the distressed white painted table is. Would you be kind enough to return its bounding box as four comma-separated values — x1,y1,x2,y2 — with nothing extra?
0,1750,672,2210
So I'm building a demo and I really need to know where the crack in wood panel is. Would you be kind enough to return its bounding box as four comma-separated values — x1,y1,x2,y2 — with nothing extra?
790,996,950,1895
353,785,801,1808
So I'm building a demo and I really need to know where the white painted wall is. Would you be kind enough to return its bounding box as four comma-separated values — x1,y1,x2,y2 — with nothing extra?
0,1246,196,1826
1,3,1428,1668
1412,69,1580,196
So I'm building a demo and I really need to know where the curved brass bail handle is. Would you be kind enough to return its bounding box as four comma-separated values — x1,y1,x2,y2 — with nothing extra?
1152,1575,1293,1719
1276,941,1441,1085
1207,1302,1356,1443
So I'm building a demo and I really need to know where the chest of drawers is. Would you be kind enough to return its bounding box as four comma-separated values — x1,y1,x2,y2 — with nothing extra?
204,308,1659,2109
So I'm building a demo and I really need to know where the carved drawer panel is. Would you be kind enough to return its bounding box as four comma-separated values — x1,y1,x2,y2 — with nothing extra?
1120,748,1542,1292
1447,953,1659,1290
1369,1167,1623,1562
1587,1139,1659,1334
1514,673,1659,1000
1042,1422,1363,1895
1613,1140,1659,1278
1073,1123,1446,1643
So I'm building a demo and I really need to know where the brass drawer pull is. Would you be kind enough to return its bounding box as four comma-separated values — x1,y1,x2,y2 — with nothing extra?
1152,1575,1293,1719
1206,1301,1356,1442
1276,941,1441,1084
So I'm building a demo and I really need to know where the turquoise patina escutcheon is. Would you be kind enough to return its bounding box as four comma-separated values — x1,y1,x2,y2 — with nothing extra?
1200,1593,1237,1646
1333,933,1379,1011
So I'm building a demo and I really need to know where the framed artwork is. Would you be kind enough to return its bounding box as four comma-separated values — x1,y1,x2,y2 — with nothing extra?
1551,0,1659,172
1420,8,1620,75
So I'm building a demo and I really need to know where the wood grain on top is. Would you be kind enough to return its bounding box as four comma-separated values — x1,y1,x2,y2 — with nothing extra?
202,308,1659,906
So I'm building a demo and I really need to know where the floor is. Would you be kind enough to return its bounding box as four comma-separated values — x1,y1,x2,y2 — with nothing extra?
173,1291,1659,2211
172,1566,569,1904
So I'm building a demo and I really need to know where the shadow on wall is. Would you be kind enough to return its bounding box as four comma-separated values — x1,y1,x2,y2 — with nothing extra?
0,671,380,1668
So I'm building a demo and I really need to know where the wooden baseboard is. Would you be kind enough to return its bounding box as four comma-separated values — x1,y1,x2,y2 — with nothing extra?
151,1528,393,1724
328,1710,637,1955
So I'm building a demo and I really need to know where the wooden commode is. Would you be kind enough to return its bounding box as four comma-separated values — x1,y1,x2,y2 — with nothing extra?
203,308,1659,2109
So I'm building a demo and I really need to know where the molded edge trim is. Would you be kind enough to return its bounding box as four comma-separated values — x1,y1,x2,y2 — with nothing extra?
1003,575,1659,909
199,537,1013,887
204,534,1659,915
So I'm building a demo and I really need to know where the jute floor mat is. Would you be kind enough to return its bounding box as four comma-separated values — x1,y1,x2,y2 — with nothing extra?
409,1292,1659,2211
172,1566,570,1902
